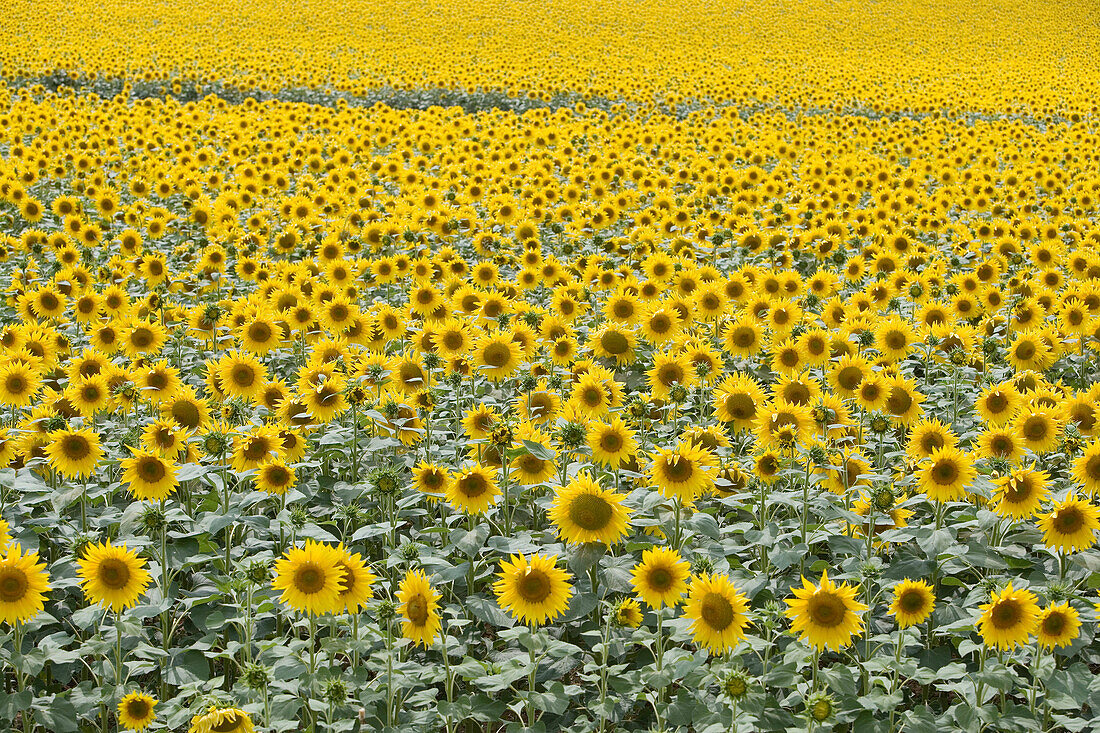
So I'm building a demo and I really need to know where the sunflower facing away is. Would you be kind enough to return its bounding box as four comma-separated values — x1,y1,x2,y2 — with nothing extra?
976,582,1039,650
494,553,573,626
77,541,151,612
785,571,868,650
272,540,346,616
888,579,936,629
117,691,157,731
0,543,50,625
631,546,691,609
397,569,442,647
683,573,751,654
188,706,255,733
548,473,632,545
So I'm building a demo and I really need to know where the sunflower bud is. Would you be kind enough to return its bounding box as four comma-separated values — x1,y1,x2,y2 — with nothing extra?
376,599,397,623
807,691,835,723
242,663,271,690
722,668,752,701
139,503,168,534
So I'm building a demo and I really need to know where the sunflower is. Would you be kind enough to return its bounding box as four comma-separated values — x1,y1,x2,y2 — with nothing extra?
510,423,557,485
977,427,1025,463
647,350,695,400
0,543,50,625
462,404,500,440
590,324,638,365
648,441,717,502
272,540,346,616
335,546,376,614
230,425,283,472
612,597,643,628
397,569,441,646
117,691,157,731
446,464,500,514
216,351,267,401
122,318,167,358
723,318,763,358
1073,440,1100,494
1013,410,1061,454
631,547,690,609
1038,496,1100,553
0,362,40,408
754,400,813,448
472,333,522,382
412,461,449,500
570,372,613,417
975,383,1022,426
992,465,1049,520
976,583,1039,650
888,579,935,629
494,554,573,626
548,473,632,545
44,428,104,479
683,573,751,654
1035,603,1081,650
587,415,638,468
917,446,975,503
785,571,867,650
255,461,296,495
1006,330,1050,372
188,707,255,733
714,375,766,432
120,450,179,502
77,541,151,612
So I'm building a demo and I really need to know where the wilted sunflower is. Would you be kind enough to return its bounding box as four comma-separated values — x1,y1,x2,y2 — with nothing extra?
117,691,157,731
188,706,254,733
683,573,751,654
272,540,346,616
120,449,179,502
1035,602,1081,650
976,582,1039,650
77,541,151,612
631,547,690,609
548,473,632,545
888,579,935,628
494,554,573,626
397,569,441,647
785,571,867,650
45,428,104,479
648,442,717,502
1038,496,1100,553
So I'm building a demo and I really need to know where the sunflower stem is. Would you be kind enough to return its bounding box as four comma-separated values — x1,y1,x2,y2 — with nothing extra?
597,605,612,733
526,624,538,728
440,616,455,733
655,607,665,733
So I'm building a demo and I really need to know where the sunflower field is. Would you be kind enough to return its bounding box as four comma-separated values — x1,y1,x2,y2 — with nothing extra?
2,0,1100,731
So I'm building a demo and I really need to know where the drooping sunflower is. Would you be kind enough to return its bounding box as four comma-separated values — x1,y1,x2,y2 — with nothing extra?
445,464,500,515
334,546,376,614
888,579,935,629
188,707,255,733
1038,496,1100,553
45,428,105,479
976,582,1039,650
683,573,751,654
785,571,867,650
77,541,151,613
648,442,717,502
917,446,976,503
992,465,1049,520
120,449,179,502
494,553,573,626
0,543,50,625
587,415,638,468
272,540,346,616
397,569,441,647
631,547,691,609
548,473,632,545
117,691,157,731
1035,602,1081,650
